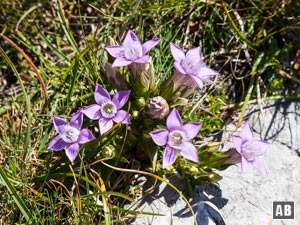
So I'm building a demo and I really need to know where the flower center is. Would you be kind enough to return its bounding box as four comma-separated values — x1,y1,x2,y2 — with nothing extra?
124,42,142,61
168,130,186,148
242,141,258,162
100,100,117,119
60,125,80,143
181,58,202,76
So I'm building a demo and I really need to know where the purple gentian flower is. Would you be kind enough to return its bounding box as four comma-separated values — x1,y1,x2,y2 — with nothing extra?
82,84,131,135
150,108,201,168
48,111,95,163
170,43,219,89
105,30,160,67
231,121,269,176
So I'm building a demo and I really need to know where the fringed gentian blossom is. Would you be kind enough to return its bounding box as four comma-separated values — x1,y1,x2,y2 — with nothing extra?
170,43,219,89
150,108,201,168
82,84,131,135
48,112,95,163
231,121,269,176
105,30,160,67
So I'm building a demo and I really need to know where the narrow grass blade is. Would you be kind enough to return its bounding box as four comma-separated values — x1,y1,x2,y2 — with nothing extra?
0,168,32,222
0,46,32,160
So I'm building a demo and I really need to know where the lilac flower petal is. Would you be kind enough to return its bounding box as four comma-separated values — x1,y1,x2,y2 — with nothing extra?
112,90,131,109
241,157,251,173
150,130,169,146
78,129,95,144
179,142,199,163
190,75,204,89
99,118,114,135
95,84,111,104
133,55,150,64
251,140,269,156
142,38,160,55
105,46,125,58
113,110,130,124
183,122,202,140
231,135,243,153
53,116,68,133
185,47,202,63
112,58,133,67
166,108,182,130
241,121,254,142
82,104,101,120
70,111,83,130
162,146,177,168
48,135,67,151
65,143,80,163
201,78,220,88
170,43,185,61
124,30,140,44
252,158,268,176
198,67,219,78
173,61,187,75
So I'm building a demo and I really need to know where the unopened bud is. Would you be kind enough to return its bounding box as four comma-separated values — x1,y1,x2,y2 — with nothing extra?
145,96,169,120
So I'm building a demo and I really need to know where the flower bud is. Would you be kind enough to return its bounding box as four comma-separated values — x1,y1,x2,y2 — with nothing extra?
145,96,170,120
105,62,127,90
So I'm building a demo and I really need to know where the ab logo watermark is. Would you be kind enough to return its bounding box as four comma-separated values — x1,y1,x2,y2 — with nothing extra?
272,201,294,220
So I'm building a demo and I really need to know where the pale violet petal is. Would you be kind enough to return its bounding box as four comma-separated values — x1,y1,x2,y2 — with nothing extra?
142,38,160,55
99,118,114,135
241,157,251,174
241,121,254,142
78,129,95,144
185,47,202,65
253,158,268,176
133,55,150,64
170,43,185,61
174,61,187,75
182,122,202,140
198,67,219,78
179,142,199,163
113,110,130,124
252,140,269,156
95,84,111,104
231,135,243,153
112,58,133,67
190,75,204,89
48,135,67,151
70,111,83,130
82,104,101,120
166,108,182,130
162,146,177,168
65,143,80,163
124,30,140,45
105,46,125,58
112,90,131,109
150,130,169,146
53,116,68,133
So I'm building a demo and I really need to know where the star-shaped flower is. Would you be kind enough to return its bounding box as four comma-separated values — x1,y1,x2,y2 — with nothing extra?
231,121,269,176
150,108,202,168
105,30,160,67
82,84,131,135
48,111,95,163
170,43,219,89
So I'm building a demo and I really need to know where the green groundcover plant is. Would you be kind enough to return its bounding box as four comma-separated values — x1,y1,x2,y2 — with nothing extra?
45,30,270,218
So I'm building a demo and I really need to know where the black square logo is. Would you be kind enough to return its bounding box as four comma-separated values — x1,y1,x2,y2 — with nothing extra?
273,201,294,220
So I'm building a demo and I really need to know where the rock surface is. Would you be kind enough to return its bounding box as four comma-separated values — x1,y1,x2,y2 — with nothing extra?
130,100,300,225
